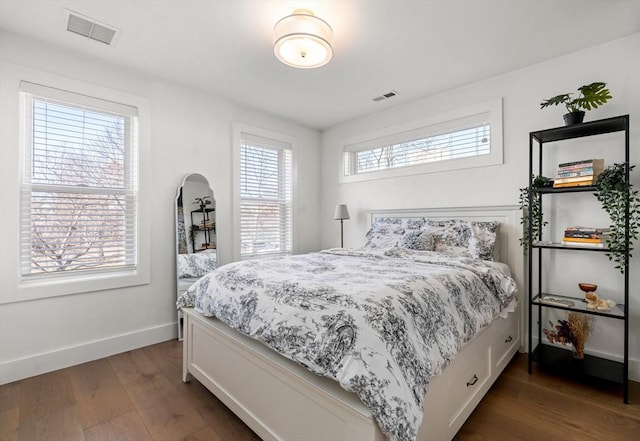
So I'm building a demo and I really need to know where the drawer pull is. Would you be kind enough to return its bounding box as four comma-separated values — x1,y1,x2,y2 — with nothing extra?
505,335,513,343
466,374,478,387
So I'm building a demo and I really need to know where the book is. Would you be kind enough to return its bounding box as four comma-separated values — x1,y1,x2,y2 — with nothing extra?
564,227,609,238
556,168,596,178
554,175,595,184
561,240,605,248
564,232,603,239
555,159,604,185
562,236,603,243
557,159,598,168
552,180,595,188
564,226,609,233
557,158,604,169
556,163,600,173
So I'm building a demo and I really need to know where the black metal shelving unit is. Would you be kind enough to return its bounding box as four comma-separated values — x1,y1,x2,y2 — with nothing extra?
526,115,630,403
190,207,215,252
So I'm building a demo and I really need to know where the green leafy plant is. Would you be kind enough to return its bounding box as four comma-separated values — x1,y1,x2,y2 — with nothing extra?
519,175,553,249
540,82,612,113
594,163,640,273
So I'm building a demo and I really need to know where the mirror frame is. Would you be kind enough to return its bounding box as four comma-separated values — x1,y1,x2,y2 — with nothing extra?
175,173,216,340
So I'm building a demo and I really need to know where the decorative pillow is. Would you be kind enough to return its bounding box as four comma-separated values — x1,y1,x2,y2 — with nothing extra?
468,221,499,261
400,229,436,251
177,252,217,278
425,219,498,261
362,217,427,249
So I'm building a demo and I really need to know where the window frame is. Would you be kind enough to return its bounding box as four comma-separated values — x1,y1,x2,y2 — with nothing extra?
339,98,503,183
232,123,296,262
0,63,150,304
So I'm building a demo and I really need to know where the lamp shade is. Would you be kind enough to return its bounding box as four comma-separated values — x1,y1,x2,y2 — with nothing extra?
273,9,333,69
334,204,350,220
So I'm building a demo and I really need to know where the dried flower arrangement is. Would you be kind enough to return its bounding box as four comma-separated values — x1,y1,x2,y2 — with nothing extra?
543,312,595,359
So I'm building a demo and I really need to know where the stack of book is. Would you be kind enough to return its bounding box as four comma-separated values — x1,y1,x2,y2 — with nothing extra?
562,226,609,248
200,220,215,230
552,158,604,188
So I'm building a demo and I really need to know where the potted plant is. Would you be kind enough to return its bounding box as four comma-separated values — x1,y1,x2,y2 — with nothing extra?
594,163,640,273
194,195,212,211
540,82,612,126
519,175,553,249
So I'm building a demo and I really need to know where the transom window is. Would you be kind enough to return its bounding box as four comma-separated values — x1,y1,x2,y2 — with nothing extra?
340,99,503,183
344,124,490,176
20,82,138,278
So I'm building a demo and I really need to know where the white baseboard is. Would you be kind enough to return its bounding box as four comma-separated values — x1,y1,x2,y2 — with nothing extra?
0,321,177,385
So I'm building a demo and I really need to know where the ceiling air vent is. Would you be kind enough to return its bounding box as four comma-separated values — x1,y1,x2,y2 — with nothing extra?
66,10,118,45
372,90,398,102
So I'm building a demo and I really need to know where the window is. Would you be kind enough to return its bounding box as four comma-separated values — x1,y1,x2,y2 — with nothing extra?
239,133,292,259
340,99,503,183
344,123,490,176
20,81,138,279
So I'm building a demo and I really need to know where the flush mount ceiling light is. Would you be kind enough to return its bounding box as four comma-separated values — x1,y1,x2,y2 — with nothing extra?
273,8,333,69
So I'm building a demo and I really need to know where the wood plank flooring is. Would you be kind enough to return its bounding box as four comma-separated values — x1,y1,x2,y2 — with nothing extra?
1,340,638,441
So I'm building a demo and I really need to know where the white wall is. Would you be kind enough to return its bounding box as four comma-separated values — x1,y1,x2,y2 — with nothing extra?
0,30,321,384
320,33,640,379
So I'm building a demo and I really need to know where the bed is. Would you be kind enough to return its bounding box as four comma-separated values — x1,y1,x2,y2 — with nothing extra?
178,206,523,441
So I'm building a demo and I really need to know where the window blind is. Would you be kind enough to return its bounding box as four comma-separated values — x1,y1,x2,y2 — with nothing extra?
344,113,491,176
240,133,292,259
20,82,138,277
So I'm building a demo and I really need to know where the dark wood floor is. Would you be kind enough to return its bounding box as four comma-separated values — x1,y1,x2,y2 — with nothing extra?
1,340,638,441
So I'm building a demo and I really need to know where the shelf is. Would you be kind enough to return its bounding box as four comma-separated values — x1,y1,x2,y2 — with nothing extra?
527,115,630,404
530,115,628,143
191,226,214,232
192,208,215,213
535,185,597,194
532,242,609,252
531,344,624,384
532,293,625,319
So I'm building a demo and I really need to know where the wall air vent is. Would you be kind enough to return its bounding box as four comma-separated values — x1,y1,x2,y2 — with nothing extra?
66,10,119,45
372,90,398,102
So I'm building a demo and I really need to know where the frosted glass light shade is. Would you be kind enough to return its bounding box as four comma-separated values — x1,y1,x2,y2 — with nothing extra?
273,9,333,69
334,204,350,220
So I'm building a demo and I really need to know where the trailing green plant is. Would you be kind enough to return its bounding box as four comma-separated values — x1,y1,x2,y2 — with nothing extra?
519,175,553,250
594,163,640,273
540,82,612,114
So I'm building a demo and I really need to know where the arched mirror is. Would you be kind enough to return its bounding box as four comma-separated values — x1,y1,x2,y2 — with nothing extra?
175,173,216,340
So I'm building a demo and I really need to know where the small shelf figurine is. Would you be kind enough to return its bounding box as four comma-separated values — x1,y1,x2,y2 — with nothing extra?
578,283,615,311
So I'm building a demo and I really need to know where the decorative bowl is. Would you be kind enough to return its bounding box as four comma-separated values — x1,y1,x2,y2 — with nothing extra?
578,283,597,293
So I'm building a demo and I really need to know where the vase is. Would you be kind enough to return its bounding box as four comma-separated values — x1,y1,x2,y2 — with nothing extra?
563,111,585,126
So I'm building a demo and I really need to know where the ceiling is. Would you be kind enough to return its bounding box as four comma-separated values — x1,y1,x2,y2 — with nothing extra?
1,1,639,129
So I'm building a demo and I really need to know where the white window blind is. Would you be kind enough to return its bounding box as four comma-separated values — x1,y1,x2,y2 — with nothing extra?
20,81,138,278
240,133,292,259
344,118,491,177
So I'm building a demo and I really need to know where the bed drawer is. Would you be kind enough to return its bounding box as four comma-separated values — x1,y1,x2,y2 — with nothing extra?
446,343,491,431
492,312,520,372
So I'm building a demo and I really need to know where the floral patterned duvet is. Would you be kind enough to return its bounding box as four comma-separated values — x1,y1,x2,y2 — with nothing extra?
177,248,517,441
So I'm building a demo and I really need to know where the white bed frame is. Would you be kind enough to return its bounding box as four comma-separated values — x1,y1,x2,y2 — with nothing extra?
182,206,524,441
